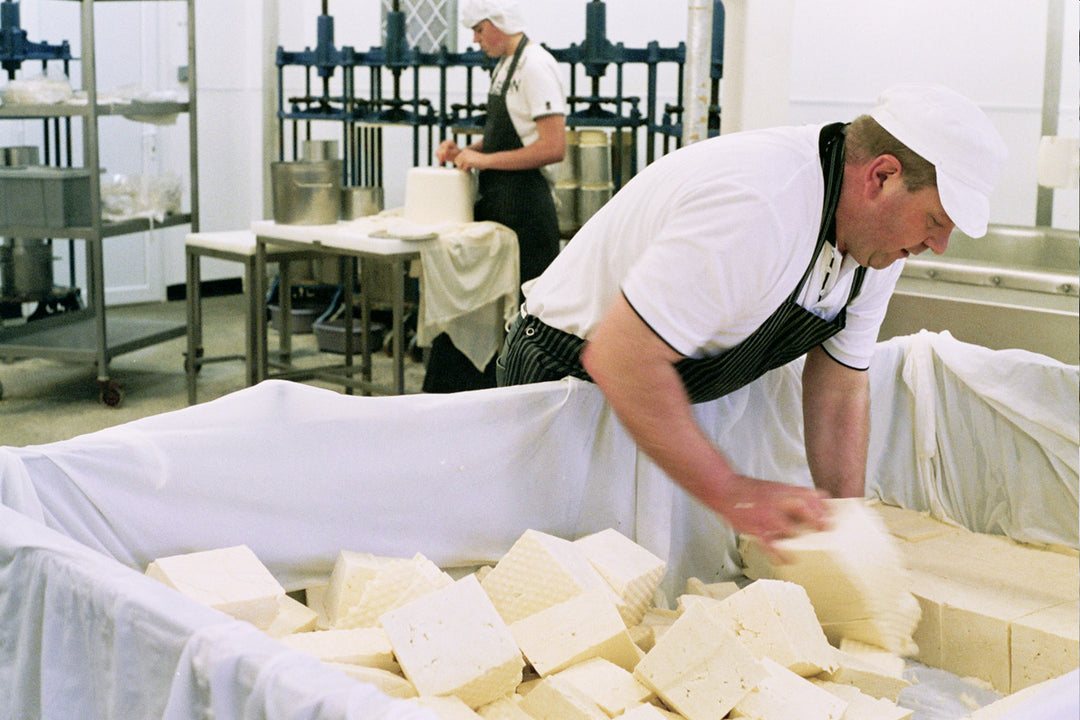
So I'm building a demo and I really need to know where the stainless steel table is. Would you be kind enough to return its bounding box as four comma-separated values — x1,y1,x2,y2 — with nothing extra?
251,220,421,395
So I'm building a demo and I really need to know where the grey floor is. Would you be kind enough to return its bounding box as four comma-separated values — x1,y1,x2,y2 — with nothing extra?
0,293,427,448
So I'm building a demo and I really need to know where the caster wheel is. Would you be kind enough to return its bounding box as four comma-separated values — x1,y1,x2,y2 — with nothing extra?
99,380,124,407
184,347,204,375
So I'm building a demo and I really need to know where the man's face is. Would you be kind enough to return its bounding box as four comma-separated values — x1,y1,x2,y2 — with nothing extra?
472,20,508,58
840,175,954,270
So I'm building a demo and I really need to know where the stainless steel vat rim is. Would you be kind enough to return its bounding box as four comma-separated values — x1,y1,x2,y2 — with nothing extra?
903,258,1079,297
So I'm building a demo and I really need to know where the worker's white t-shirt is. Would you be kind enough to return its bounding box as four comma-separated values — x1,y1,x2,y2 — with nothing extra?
489,41,567,174
522,123,904,370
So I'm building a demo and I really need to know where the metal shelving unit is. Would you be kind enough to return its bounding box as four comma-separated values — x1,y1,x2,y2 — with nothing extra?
0,0,198,405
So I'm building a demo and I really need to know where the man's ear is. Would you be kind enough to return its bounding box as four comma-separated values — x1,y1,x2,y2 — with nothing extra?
865,154,902,197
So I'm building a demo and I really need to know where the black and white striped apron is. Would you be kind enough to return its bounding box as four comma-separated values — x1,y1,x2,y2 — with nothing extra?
496,122,865,404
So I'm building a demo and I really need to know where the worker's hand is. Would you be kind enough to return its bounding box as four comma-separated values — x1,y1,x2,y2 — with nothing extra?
453,148,488,171
716,476,831,559
435,139,461,165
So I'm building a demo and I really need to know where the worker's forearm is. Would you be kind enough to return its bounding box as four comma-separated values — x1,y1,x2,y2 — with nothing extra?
802,349,869,498
581,326,739,512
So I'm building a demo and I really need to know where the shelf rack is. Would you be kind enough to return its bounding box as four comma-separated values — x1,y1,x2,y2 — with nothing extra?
0,0,198,406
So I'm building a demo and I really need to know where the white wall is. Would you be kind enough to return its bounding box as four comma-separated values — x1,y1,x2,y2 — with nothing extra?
2,0,1077,291
787,0,1079,231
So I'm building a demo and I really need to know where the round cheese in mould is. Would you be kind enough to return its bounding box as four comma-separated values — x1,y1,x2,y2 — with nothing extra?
403,167,475,225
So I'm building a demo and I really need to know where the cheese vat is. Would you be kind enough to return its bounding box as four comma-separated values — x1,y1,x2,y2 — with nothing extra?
0,331,1076,719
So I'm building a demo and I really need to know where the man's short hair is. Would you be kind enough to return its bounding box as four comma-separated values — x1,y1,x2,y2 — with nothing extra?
845,115,937,192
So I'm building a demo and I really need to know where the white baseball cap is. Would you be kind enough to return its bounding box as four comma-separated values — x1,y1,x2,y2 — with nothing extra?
870,83,1008,238
459,0,526,34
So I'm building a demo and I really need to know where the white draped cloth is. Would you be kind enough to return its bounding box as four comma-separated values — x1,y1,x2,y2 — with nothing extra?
342,211,520,371
1,332,1076,719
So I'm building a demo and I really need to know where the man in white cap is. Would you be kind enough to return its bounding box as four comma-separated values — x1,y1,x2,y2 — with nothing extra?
497,83,1008,549
424,0,567,393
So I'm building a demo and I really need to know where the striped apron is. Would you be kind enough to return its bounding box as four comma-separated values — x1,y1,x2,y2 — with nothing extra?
497,122,865,404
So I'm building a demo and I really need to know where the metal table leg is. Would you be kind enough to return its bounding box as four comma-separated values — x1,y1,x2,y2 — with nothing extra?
391,257,406,395
253,236,268,383
186,246,201,404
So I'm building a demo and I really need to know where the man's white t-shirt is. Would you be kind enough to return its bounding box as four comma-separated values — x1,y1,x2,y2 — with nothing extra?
522,123,904,370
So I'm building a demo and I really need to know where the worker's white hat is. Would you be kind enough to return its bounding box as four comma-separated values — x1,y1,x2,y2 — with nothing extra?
870,83,1008,238
459,0,526,34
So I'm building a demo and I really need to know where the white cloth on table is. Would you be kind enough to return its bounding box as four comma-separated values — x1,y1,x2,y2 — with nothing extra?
414,220,519,370
342,211,520,371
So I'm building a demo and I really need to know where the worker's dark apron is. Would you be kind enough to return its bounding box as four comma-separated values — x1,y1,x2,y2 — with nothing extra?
497,122,867,404
476,35,561,285
423,36,559,393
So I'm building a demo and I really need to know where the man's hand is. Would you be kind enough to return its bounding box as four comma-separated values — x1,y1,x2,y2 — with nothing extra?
453,147,489,171
435,139,461,165
713,475,830,555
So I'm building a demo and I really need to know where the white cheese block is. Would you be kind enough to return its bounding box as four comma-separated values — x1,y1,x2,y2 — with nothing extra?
404,166,475,225
476,695,535,720
145,545,284,630
410,694,485,719
481,529,621,625
634,602,765,720
633,607,679,652
635,604,678,639
618,705,685,720
738,498,921,655
323,551,392,626
552,657,654,716
265,594,319,638
838,638,906,678
810,678,913,720
685,577,741,601
1009,600,1079,692
381,574,524,709
730,657,847,720
627,623,655,653
336,553,453,629
516,675,608,720
899,529,1078,693
715,579,838,677
676,593,723,615
822,648,910,702
279,627,398,671
574,528,667,627
516,676,543,696
510,589,642,676
870,502,959,543
325,663,417,698
967,673,1070,719
303,584,331,630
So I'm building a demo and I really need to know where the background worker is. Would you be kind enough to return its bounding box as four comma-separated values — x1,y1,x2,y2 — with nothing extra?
425,0,567,393
497,84,1009,549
